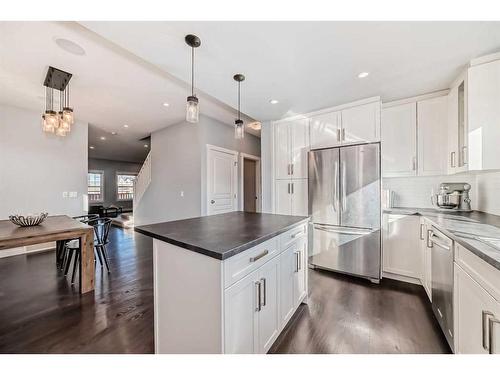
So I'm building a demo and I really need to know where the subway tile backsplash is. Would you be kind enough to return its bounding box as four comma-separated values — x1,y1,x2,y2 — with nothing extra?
477,171,500,216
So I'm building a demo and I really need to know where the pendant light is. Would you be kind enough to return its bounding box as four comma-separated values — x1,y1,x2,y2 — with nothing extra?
42,86,58,133
233,74,245,140
185,34,201,123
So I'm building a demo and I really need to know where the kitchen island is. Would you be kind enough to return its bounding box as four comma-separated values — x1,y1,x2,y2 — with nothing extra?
135,212,309,354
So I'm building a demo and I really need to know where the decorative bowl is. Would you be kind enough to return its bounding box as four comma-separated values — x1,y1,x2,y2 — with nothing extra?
9,212,48,227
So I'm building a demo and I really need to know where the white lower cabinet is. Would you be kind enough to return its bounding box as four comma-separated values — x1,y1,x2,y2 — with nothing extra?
455,263,500,354
418,217,432,301
274,179,308,216
224,224,308,354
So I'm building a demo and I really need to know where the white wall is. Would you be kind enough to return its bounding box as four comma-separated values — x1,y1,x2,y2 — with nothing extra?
134,115,260,226
477,171,500,216
260,121,273,213
0,104,88,257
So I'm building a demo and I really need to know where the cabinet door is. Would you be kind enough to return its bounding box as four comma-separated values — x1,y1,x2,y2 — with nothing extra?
447,85,459,174
279,243,296,326
417,96,448,176
420,218,432,301
382,214,421,278
289,119,310,179
274,122,291,179
258,255,280,353
310,111,341,149
381,103,417,177
293,237,307,306
275,180,292,215
468,60,500,171
341,101,380,145
455,264,500,354
224,270,259,354
291,179,308,216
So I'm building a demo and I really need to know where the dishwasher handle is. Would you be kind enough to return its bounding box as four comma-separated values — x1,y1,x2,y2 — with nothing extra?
430,232,452,251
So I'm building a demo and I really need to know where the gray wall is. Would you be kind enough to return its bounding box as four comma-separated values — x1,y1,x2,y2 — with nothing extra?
88,158,142,210
0,104,88,220
135,115,261,226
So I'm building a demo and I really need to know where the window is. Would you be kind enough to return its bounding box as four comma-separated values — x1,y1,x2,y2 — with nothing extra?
116,173,137,201
88,171,104,203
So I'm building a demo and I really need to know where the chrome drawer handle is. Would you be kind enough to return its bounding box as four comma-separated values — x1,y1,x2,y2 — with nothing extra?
260,277,266,307
250,250,269,263
482,310,494,351
255,281,261,312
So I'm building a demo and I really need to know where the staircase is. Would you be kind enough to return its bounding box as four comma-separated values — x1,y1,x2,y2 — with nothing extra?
133,151,151,211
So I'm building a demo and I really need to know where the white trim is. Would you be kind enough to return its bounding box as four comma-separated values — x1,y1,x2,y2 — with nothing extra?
272,96,381,124
239,152,261,212
469,51,500,67
206,144,238,216
88,169,105,204
382,89,449,108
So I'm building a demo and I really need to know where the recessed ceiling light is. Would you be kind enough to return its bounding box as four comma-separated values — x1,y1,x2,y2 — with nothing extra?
358,72,369,78
247,121,262,131
144,144,149,148
89,146,95,149
163,102,170,107
111,131,117,135
123,124,129,128
269,99,279,104
100,136,106,141
54,38,86,56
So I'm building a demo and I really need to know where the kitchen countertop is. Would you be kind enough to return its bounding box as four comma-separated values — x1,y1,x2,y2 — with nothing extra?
383,207,500,271
135,211,309,260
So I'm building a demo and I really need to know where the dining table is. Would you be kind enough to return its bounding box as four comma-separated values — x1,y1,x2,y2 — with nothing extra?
0,215,95,294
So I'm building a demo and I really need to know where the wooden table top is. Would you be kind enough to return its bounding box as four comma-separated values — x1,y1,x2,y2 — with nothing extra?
0,215,91,245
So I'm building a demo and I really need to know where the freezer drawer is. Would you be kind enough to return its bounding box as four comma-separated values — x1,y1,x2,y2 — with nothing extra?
309,224,381,280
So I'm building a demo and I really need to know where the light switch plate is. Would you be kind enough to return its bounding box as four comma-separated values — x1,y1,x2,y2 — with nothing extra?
69,192,77,198
62,192,68,198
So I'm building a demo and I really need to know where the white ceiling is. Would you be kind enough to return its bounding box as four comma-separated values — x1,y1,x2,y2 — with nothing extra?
81,21,500,121
0,21,256,163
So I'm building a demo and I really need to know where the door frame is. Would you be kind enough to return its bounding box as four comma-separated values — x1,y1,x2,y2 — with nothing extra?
239,152,261,212
206,144,239,216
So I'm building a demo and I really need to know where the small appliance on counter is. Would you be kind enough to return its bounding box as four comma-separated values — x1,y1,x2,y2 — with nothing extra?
432,182,472,211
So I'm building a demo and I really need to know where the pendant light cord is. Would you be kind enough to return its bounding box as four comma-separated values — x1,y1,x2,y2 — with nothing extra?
191,47,195,97
238,81,241,121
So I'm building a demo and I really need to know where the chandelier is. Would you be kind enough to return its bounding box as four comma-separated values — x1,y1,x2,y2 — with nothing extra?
42,66,74,136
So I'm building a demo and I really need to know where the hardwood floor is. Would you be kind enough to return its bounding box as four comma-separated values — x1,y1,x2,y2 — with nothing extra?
0,227,450,354
269,269,451,354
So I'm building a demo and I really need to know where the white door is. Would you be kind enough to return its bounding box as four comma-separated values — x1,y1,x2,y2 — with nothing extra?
224,269,259,354
257,255,280,353
291,179,308,216
275,180,292,215
289,118,309,179
293,237,307,306
455,264,500,354
279,243,296,326
341,101,380,145
417,96,448,176
207,146,237,215
310,111,341,149
381,103,417,177
274,122,291,180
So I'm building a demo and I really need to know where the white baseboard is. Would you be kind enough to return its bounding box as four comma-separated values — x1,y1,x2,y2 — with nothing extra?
0,242,55,259
382,271,422,286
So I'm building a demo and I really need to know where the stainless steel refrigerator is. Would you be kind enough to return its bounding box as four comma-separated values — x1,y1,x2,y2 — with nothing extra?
308,143,381,282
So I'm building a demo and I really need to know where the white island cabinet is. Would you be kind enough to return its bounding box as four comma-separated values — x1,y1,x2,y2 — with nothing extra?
137,213,309,354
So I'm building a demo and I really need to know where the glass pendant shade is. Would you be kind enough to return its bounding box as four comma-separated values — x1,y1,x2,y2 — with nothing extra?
55,126,67,137
235,119,244,139
59,113,71,132
186,96,199,123
62,107,74,125
42,111,58,133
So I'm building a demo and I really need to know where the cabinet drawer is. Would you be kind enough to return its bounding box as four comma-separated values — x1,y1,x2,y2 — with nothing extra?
223,237,279,289
280,223,308,251
455,242,500,302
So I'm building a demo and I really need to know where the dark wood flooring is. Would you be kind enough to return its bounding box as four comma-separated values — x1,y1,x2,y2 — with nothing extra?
0,227,450,354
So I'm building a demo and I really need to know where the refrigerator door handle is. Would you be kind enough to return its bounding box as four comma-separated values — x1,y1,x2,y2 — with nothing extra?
333,161,338,212
313,223,372,236
341,160,347,212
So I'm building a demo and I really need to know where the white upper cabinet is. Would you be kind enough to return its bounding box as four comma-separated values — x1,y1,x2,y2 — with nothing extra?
341,101,381,145
381,102,417,177
417,96,448,176
467,58,500,171
273,119,309,179
447,71,468,174
310,111,341,149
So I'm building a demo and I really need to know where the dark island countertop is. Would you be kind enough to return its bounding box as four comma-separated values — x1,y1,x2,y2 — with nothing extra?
135,212,309,260
383,207,500,271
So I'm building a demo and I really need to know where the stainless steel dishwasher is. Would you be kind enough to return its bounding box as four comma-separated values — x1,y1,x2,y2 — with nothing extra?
428,226,454,351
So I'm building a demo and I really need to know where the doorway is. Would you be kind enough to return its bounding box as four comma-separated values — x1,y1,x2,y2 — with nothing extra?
239,153,261,213
206,145,238,216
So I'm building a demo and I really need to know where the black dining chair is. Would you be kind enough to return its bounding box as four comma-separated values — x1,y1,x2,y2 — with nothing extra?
64,218,113,284
57,214,99,267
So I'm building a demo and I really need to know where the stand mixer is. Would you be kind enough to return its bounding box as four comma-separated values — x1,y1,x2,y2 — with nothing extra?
432,182,472,212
